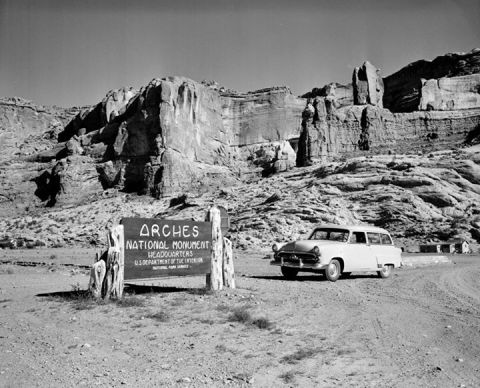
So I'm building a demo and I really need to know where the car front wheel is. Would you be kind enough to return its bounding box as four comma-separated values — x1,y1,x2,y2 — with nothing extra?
378,264,393,278
281,267,298,280
324,259,341,282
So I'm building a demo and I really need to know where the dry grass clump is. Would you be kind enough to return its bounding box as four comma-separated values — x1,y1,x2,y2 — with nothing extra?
228,305,274,330
146,311,170,322
279,370,303,384
281,347,322,364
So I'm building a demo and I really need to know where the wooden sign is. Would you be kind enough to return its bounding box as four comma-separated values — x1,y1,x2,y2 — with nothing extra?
121,218,212,280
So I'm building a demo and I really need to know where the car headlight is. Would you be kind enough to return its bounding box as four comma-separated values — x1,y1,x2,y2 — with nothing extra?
313,246,321,256
272,243,280,252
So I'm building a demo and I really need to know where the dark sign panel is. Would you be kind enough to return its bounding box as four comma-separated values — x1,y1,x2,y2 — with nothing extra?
121,218,212,280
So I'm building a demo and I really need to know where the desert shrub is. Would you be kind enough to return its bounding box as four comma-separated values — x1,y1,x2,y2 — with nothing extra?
228,306,274,330
279,371,298,384
146,311,170,322
228,305,253,324
281,347,322,364
251,317,273,330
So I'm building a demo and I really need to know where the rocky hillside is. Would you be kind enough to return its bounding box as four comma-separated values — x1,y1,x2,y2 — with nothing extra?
1,49,480,250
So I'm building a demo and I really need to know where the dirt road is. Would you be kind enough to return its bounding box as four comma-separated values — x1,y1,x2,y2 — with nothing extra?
1,249,479,387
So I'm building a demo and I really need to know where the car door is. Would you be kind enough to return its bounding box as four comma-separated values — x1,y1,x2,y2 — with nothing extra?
366,232,385,270
377,233,400,266
343,231,376,271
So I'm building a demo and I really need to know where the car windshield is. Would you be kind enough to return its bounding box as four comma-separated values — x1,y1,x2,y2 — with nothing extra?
309,228,349,242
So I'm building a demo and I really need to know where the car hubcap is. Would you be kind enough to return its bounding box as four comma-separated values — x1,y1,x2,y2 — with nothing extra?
328,263,338,277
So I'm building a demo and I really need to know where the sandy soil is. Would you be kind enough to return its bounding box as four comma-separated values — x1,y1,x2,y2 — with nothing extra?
1,249,479,387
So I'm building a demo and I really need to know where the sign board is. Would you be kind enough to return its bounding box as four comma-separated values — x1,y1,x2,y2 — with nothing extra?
121,218,212,280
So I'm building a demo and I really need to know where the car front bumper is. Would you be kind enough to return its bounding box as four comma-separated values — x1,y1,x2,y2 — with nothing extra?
270,258,327,270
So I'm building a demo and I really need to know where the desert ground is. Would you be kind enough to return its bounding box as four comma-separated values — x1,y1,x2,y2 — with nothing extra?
1,248,479,387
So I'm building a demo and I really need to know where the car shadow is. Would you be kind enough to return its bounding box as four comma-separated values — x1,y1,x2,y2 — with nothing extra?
248,274,380,282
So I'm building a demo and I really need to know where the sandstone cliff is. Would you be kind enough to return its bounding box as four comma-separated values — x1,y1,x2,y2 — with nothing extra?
1,49,480,248
31,79,305,207
383,48,480,112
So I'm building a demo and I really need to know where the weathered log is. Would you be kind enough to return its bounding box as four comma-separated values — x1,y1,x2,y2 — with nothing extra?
89,225,124,299
103,225,124,299
222,237,235,288
88,252,106,299
206,206,223,291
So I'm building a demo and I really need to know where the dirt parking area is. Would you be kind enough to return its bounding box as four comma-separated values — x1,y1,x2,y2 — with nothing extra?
1,249,479,387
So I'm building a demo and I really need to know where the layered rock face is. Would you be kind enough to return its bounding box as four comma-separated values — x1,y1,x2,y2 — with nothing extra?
34,79,304,206
0,98,80,217
419,74,480,111
302,103,480,161
298,53,480,163
384,49,480,112
3,49,480,216
221,86,304,146
0,97,76,161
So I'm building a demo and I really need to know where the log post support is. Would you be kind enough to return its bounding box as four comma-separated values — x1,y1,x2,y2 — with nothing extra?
223,237,235,288
206,206,223,291
89,224,124,299
88,252,106,299
206,206,235,290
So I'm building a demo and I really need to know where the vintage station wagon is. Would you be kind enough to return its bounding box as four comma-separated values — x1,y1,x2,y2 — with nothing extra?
271,224,402,282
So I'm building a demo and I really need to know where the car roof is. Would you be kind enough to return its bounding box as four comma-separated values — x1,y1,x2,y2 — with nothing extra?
312,224,391,234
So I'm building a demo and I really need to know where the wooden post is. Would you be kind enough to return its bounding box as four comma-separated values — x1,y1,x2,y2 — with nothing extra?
88,225,124,299
206,206,223,291
223,237,235,288
89,252,106,299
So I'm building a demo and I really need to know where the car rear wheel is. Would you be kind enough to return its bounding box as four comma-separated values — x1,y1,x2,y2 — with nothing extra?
281,267,298,280
378,264,392,278
324,259,341,282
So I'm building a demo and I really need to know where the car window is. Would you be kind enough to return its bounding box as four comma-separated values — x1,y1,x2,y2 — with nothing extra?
380,234,392,245
367,232,381,244
350,232,367,244
310,229,349,242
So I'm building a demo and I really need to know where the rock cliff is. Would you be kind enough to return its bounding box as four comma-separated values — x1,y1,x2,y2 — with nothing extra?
32,79,305,206
383,48,480,112
1,49,480,248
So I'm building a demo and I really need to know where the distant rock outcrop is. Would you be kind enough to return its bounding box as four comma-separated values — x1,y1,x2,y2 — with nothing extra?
353,61,384,107
383,49,480,112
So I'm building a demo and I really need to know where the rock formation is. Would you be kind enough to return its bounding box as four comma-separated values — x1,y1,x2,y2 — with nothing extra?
353,61,384,107
383,48,480,112
1,48,480,248
33,79,305,205
298,53,480,162
418,74,480,111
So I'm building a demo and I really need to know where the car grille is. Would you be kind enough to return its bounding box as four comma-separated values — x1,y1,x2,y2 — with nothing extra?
277,252,318,264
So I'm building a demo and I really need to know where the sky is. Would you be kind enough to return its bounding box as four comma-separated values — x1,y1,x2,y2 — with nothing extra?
1,0,479,107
